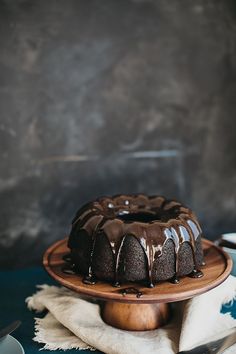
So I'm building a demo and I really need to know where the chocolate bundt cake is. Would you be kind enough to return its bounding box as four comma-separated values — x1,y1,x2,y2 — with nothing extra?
67,194,204,288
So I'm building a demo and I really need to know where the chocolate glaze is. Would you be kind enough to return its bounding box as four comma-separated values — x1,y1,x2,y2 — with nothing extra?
113,281,121,288
121,287,143,298
62,253,72,263
62,264,76,275
68,194,204,287
82,275,97,285
189,268,204,278
170,275,180,284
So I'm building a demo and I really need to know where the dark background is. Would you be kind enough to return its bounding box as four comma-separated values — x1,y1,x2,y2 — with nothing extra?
0,0,236,268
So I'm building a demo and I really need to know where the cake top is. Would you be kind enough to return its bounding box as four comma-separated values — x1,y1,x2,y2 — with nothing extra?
72,194,194,222
70,194,201,261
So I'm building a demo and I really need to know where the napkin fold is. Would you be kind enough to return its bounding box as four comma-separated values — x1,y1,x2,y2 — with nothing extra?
27,276,236,354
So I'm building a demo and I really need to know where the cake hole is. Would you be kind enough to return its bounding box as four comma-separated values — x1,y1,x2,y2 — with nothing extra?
117,207,181,223
117,212,161,223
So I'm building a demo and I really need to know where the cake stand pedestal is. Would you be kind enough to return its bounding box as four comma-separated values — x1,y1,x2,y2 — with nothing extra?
43,238,232,331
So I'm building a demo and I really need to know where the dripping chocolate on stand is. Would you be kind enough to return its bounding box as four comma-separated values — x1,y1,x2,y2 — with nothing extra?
63,195,205,290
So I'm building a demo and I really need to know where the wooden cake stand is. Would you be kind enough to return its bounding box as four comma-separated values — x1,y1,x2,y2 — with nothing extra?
43,238,232,331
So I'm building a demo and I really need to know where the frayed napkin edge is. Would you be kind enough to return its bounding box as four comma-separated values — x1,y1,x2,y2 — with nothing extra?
33,316,96,351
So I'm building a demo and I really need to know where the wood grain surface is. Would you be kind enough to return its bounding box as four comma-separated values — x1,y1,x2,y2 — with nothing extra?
101,302,170,330
43,238,232,304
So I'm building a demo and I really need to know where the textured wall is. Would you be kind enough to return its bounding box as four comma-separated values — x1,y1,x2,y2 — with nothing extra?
0,0,236,268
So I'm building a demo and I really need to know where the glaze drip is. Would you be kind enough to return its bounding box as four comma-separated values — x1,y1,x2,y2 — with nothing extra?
83,218,108,285
62,253,72,263
170,275,180,284
113,235,127,287
82,275,97,285
189,268,203,278
62,264,76,275
121,287,143,298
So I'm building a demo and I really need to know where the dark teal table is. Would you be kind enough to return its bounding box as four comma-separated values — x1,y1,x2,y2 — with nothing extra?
0,267,102,354
1,267,235,354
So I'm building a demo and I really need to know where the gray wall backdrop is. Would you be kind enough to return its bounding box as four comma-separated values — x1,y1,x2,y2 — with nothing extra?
0,0,236,268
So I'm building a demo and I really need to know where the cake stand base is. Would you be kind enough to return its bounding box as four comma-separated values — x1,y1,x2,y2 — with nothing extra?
101,301,170,331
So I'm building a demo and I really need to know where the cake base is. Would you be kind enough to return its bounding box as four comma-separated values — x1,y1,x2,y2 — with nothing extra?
43,238,232,331
101,301,170,331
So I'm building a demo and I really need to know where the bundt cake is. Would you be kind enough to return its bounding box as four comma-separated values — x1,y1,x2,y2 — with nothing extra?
66,194,205,288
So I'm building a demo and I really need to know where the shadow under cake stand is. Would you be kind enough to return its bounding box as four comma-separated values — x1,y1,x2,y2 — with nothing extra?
43,238,232,331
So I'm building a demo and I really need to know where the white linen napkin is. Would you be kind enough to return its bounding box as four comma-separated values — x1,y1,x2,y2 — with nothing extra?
26,276,236,354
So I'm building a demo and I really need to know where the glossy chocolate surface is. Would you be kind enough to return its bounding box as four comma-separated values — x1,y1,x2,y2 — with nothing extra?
68,194,204,287
121,287,143,298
